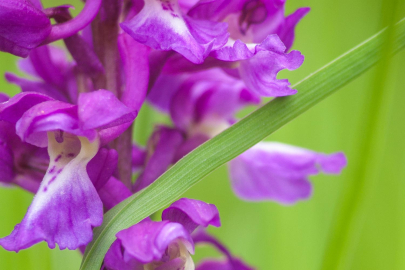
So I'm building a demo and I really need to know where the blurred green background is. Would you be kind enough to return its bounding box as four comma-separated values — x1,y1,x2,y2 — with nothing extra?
1,0,405,269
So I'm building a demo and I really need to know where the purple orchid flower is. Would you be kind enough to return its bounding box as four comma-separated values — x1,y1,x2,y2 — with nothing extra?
188,0,310,50
97,176,133,211
120,0,229,64
0,94,126,200
103,198,221,270
0,90,136,251
0,118,49,193
142,0,309,97
132,69,259,192
149,68,260,134
6,45,78,103
145,67,347,204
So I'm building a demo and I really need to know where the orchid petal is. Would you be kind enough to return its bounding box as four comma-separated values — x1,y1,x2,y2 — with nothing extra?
188,0,246,22
87,148,118,190
0,0,51,57
118,33,150,112
133,126,183,192
228,142,347,203
167,69,259,132
27,46,69,90
276,7,310,51
121,0,227,63
0,93,9,103
162,198,221,234
15,100,90,147
78,90,137,131
104,240,143,270
116,220,194,263
147,73,187,113
173,134,209,162
98,177,132,211
0,134,103,251
5,73,69,102
238,49,303,96
0,130,14,183
0,121,48,190
0,92,54,124
132,144,146,172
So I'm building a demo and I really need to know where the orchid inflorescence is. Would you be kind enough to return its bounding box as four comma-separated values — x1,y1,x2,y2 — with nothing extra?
0,0,347,269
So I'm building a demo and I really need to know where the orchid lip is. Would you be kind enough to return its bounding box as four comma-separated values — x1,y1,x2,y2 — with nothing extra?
0,132,103,251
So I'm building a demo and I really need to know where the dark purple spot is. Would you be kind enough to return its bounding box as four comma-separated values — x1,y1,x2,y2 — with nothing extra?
55,154,62,162
54,130,64,143
67,153,75,158
43,187,48,192
161,0,175,12
57,168,63,174
49,176,57,184
49,165,56,174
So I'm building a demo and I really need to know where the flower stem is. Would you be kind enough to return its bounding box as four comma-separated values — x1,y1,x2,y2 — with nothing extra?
91,0,133,189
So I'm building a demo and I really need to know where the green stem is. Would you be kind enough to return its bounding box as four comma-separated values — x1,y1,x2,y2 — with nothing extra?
91,0,133,189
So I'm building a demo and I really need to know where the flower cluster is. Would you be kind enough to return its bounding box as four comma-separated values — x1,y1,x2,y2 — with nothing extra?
0,0,347,269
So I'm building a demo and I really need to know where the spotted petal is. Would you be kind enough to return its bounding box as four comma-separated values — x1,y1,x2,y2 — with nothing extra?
0,134,103,251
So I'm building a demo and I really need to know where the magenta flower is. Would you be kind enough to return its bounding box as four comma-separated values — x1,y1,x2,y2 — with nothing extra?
149,68,260,134
6,45,78,102
154,0,309,97
120,0,229,64
145,68,347,204
0,118,49,193
189,0,310,50
104,198,221,270
0,90,136,251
